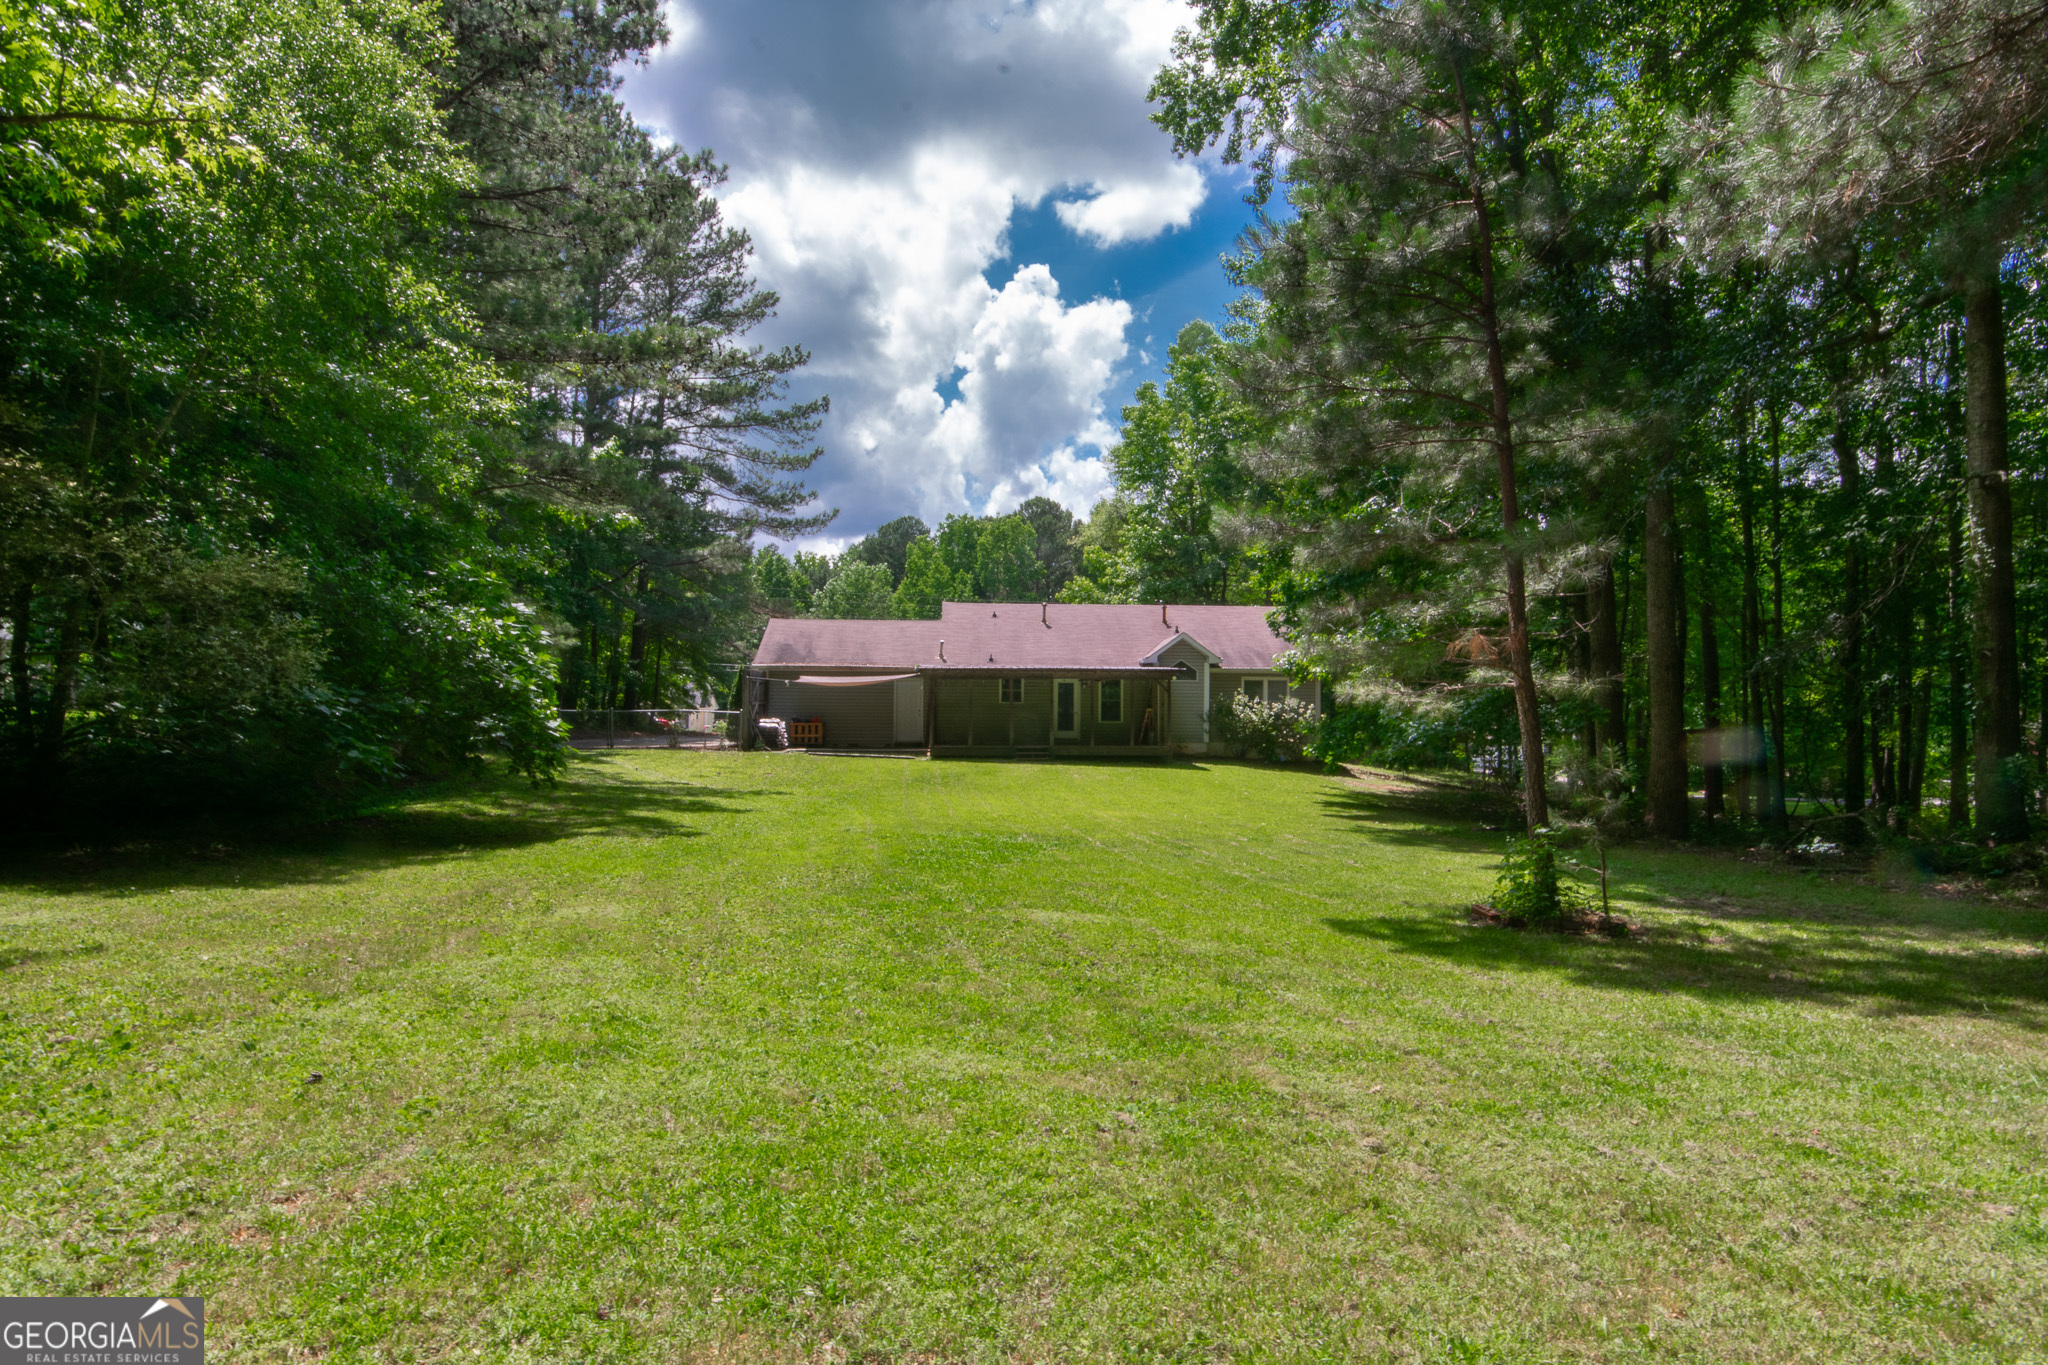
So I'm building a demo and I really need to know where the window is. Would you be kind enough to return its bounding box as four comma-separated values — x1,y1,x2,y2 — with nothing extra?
1242,677,1292,705
999,677,1023,703
1099,678,1123,724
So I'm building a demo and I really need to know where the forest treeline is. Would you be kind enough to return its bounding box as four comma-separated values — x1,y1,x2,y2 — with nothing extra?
1,0,824,814
747,359,1280,628
1110,0,2048,844
9,0,2048,850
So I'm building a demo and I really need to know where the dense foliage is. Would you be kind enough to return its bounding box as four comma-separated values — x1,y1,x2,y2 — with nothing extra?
0,0,823,814
756,497,1087,620
1135,0,2048,842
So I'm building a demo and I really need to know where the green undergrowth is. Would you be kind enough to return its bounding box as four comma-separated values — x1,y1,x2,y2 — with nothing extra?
0,754,2042,1362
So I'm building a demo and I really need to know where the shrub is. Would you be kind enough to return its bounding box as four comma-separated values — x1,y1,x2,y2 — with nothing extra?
1303,694,1517,771
1307,705,1373,768
1211,693,1318,762
1489,827,1588,924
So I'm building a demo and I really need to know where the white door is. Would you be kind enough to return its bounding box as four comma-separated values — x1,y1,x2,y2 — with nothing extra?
893,676,925,743
1053,679,1079,737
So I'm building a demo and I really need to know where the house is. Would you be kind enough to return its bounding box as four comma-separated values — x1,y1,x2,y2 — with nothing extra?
743,600,1317,755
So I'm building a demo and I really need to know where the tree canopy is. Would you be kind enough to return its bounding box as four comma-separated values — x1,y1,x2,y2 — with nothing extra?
1104,0,2048,844
0,0,824,814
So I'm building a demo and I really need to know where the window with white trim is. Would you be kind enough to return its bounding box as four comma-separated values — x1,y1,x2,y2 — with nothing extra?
1242,677,1292,705
999,677,1023,703
1098,678,1123,723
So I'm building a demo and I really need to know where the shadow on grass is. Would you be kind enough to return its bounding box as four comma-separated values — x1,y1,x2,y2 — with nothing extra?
0,754,771,896
1317,779,1517,848
1319,778,2048,1023
1323,912,2048,1023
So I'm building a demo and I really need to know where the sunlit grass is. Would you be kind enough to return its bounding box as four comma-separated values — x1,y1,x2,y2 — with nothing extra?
1,754,2043,1362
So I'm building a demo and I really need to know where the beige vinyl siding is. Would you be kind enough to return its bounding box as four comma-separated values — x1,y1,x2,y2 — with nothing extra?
760,675,898,747
1150,638,1213,746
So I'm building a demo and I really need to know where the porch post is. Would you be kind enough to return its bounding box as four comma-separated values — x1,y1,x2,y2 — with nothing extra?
1202,663,1211,746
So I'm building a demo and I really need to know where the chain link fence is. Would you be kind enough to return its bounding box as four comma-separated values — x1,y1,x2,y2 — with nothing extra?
559,708,741,750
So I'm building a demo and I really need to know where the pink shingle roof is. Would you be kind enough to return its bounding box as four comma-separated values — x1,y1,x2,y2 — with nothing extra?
753,602,1290,672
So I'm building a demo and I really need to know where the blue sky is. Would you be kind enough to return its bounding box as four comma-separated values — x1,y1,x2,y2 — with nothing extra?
619,0,1258,548
989,182,1258,392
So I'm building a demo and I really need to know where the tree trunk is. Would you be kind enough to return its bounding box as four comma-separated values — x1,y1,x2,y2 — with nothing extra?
1645,475,1688,836
1941,330,1972,830
1453,63,1545,830
1696,500,1724,821
622,568,651,712
1891,575,1916,826
1835,403,1865,814
1874,411,1904,827
602,630,621,713
1571,588,1598,756
2039,658,2048,795
1905,607,1932,817
41,599,81,752
8,585,30,742
1947,488,1972,830
1591,556,1625,759
1768,402,1790,830
1963,258,2026,838
1737,406,1764,820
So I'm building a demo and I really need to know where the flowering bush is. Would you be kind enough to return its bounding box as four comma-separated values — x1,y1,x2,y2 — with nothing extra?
1210,693,1319,762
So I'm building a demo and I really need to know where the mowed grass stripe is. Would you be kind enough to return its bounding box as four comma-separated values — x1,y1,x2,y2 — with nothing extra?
0,753,2043,1362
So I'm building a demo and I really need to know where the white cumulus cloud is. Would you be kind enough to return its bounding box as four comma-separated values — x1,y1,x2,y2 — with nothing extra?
932,265,1130,508
619,0,1212,541
1053,163,1207,246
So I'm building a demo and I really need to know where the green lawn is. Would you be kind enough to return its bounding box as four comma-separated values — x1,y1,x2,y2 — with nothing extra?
2,755,2044,1363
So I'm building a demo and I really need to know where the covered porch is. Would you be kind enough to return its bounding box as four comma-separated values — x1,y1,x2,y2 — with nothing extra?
920,666,1181,759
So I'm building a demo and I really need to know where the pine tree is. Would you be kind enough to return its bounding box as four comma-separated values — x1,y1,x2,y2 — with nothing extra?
1236,0,1593,829
1012,497,1081,600
436,0,830,712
